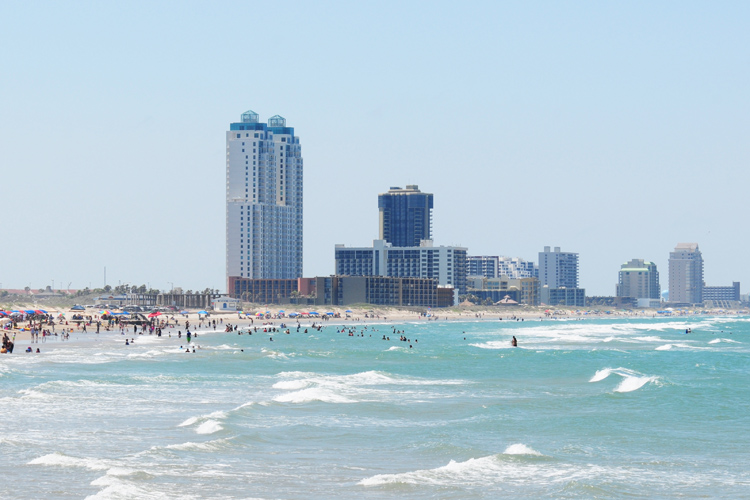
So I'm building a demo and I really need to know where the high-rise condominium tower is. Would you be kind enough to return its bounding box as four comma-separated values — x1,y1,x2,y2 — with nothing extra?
668,243,703,304
377,185,433,247
226,110,303,287
538,246,579,288
616,259,660,299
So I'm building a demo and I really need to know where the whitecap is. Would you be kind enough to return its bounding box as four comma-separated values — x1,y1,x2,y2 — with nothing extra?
28,452,109,471
590,367,658,393
614,375,658,393
178,416,198,427
503,443,543,456
589,368,614,382
195,420,223,434
655,344,672,350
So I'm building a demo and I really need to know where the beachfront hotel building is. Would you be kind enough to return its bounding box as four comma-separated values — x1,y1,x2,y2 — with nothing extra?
539,246,579,288
616,259,661,300
467,256,500,278
468,256,538,280
378,185,433,247
334,239,468,295
538,246,585,306
668,243,703,304
226,110,303,289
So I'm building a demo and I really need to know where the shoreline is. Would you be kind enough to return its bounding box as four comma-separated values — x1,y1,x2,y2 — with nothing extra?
4,305,746,351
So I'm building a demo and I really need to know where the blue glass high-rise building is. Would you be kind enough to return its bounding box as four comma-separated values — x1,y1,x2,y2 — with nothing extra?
377,185,433,247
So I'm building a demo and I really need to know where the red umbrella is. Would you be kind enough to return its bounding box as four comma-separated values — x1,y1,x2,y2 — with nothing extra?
148,312,162,318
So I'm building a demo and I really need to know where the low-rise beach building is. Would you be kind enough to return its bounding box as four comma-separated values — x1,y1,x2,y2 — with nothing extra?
335,239,467,294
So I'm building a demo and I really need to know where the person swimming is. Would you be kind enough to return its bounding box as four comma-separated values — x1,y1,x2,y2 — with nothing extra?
511,336,518,347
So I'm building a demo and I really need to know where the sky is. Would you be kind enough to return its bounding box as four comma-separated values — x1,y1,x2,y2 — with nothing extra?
1,1,749,296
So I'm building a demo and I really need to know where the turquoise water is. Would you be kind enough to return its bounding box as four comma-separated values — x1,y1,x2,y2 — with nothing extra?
1,316,749,499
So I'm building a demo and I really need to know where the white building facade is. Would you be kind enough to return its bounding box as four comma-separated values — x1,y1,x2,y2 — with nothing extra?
538,246,579,288
226,111,303,287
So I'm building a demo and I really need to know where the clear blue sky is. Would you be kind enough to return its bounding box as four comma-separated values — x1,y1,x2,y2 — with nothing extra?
1,1,748,295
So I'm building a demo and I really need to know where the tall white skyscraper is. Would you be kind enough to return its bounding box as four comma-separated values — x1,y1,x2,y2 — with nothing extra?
226,110,303,287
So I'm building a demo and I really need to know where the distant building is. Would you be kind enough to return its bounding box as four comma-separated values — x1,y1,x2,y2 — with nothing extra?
212,297,241,311
228,277,316,304
313,275,443,307
538,246,579,288
668,243,704,304
467,256,499,278
538,246,583,305
226,110,303,289
335,239,467,294
467,276,540,305
378,185,433,247
467,256,538,280
498,257,538,279
703,282,740,302
616,259,661,300
540,286,586,307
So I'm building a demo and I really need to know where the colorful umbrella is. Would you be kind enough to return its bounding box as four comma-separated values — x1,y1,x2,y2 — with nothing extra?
148,312,161,318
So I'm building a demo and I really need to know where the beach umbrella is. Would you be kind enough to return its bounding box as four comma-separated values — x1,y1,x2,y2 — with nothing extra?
180,310,189,314
148,312,161,318
326,312,334,316
255,312,263,316
345,310,352,313
288,312,298,317
25,310,35,314
309,311,319,315
121,311,131,315
35,309,48,314
278,310,285,313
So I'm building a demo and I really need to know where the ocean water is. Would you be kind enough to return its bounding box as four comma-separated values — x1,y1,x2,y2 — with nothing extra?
1,316,749,499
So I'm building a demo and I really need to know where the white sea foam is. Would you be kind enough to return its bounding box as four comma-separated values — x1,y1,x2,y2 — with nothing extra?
162,438,233,452
274,387,355,404
360,448,556,487
470,341,514,349
28,452,109,471
614,375,658,393
86,474,167,500
272,380,309,390
590,367,658,393
387,346,405,351
709,338,740,344
503,443,543,456
655,344,672,350
178,416,198,427
195,420,223,434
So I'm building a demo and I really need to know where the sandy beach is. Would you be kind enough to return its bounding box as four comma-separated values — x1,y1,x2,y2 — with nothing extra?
3,302,745,350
